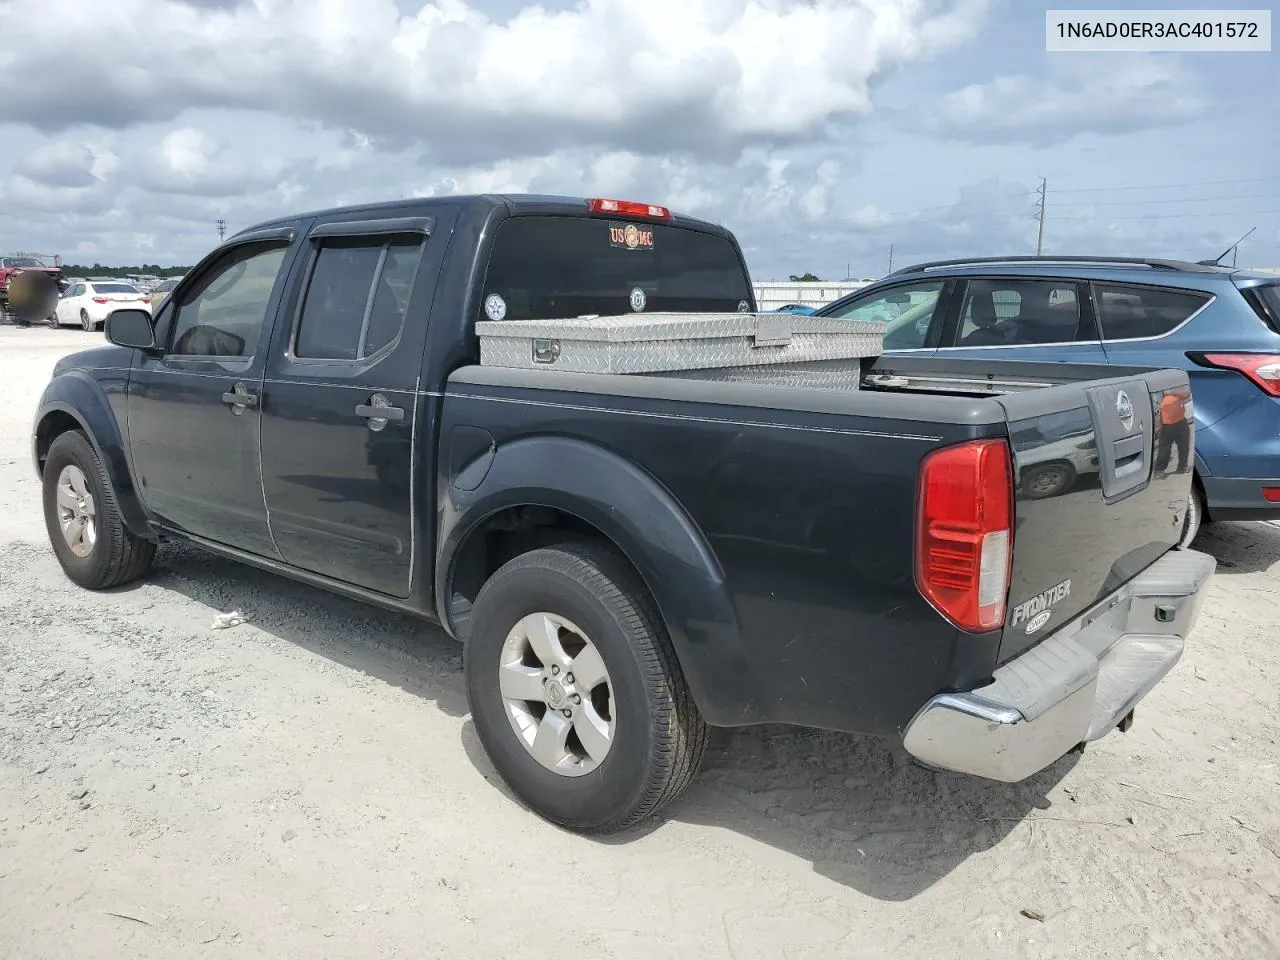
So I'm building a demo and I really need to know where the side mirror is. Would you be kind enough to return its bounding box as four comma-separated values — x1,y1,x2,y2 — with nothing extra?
105,309,157,350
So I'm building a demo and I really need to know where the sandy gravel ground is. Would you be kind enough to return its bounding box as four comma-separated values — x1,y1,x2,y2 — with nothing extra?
1,326,1277,959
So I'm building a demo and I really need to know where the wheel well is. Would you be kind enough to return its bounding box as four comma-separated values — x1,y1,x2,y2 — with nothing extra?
34,411,83,473
446,505,638,641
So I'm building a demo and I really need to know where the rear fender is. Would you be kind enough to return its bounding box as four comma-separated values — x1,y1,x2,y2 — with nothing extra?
33,372,155,539
438,435,755,726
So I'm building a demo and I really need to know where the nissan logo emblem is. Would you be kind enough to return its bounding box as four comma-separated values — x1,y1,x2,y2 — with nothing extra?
1116,389,1135,432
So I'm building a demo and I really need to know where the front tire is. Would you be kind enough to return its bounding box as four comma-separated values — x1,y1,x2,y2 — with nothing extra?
465,543,709,834
42,431,156,589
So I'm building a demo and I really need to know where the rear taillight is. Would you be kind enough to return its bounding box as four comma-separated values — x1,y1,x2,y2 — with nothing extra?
916,438,1014,632
588,198,672,219
141,296,151,303
92,296,110,304
1197,353,1280,397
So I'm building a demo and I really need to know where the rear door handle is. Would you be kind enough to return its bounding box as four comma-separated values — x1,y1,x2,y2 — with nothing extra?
221,382,259,414
355,394,405,431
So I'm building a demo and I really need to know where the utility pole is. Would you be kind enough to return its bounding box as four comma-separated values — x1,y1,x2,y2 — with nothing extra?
888,243,894,273
1034,178,1047,255
216,219,226,243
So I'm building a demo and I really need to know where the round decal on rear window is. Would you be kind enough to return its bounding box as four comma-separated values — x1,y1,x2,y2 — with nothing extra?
737,299,750,313
629,287,646,312
483,293,507,321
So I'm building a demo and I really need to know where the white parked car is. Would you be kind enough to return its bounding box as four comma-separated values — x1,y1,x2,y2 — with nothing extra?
53,281,151,331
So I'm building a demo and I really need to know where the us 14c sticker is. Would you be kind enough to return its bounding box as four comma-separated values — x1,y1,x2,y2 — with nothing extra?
609,222,654,251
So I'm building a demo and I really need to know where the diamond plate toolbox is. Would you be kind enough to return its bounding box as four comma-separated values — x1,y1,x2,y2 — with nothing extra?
475,313,886,375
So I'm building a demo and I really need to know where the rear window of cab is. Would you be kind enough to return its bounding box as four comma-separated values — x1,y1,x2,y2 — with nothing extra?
479,216,753,321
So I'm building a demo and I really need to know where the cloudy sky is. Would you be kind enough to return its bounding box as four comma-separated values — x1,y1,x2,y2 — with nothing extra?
1,0,1277,279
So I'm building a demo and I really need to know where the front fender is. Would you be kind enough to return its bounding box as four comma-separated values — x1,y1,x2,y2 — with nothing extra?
438,435,759,726
33,372,155,539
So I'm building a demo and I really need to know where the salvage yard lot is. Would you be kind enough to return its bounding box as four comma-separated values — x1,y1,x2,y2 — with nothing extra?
1,327,1277,959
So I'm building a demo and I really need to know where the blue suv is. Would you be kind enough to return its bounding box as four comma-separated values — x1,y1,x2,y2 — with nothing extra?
815,256,1280,545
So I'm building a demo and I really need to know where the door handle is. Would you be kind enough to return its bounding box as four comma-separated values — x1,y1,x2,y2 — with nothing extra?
221,382,259,415
355,394,405,431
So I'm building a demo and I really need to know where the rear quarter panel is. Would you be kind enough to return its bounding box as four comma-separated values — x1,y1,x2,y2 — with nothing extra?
440,371,1008,737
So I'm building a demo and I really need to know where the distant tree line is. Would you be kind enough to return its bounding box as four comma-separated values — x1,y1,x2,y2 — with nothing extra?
60,263,193,278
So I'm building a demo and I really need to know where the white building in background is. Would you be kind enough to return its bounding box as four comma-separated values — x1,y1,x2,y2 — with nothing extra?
752,279,876,312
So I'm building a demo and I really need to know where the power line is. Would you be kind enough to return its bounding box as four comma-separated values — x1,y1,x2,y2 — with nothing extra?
1049,192,1280,208
1051,208,1280,222
1051,176,1280,194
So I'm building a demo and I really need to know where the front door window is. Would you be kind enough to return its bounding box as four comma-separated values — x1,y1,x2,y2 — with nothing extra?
827,281,946,350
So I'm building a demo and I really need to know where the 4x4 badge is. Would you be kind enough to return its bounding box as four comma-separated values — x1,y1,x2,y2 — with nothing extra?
1116,389,1135,432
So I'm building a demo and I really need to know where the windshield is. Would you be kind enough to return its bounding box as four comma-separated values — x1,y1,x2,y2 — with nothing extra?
480,215,753,320
90,283,141,294
4,257,44,268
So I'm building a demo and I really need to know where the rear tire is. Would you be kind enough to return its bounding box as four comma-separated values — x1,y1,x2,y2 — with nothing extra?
79,309,93,332
465,542,709,834
42,431,156,589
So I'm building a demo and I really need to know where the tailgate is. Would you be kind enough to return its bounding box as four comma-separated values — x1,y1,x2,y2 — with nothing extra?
995,368,1194,663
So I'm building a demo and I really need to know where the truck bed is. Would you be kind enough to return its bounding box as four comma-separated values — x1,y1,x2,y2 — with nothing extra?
661,354,1196,665
445,354,1193,733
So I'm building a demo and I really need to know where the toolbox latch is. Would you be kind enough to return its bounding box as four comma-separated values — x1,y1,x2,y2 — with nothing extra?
753,315,793,348
532,338,562,364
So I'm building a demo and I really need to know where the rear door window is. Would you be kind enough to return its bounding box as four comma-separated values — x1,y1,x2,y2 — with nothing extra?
294,238,424,361
1092,283,1211,340
480,216,752,320
953,279,1083,346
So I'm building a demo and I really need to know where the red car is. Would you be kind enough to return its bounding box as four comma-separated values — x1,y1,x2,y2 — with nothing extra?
1,256,66,324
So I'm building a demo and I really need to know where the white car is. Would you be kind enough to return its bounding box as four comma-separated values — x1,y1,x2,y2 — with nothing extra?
54,281,152,331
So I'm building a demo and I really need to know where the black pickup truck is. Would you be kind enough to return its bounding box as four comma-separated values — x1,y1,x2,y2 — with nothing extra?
32,194,1215,833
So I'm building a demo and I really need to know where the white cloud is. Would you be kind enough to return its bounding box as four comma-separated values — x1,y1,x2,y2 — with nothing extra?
13,140,100,188
0,0,1272,275
847,204,894,229
0,0,987,162
933,55,1207,146
133,126,288,195
159,128,218,177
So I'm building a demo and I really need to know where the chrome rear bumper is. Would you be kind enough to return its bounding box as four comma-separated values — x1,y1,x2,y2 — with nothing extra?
902,549,1216,782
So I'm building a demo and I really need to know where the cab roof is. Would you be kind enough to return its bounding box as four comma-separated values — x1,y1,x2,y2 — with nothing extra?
234,194,731,242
